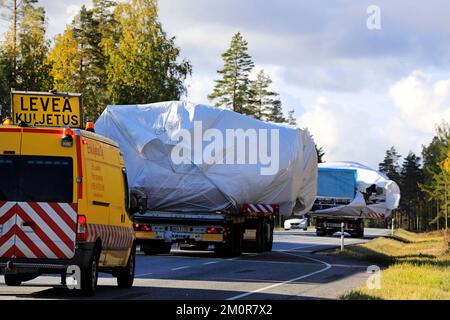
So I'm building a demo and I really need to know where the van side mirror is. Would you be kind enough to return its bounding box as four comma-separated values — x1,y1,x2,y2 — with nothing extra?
130,189,147,214
137,196,147,213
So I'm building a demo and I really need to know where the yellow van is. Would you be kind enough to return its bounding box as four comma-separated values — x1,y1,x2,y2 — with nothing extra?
0,123,136,295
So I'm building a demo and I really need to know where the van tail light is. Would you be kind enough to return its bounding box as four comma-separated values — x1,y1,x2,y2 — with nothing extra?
77,215,88,242
242,203,249,214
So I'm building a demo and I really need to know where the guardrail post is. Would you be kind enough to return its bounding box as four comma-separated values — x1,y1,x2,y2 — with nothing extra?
340,222,345,251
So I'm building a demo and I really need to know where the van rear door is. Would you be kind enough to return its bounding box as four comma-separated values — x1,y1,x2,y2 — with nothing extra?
0,129,78,260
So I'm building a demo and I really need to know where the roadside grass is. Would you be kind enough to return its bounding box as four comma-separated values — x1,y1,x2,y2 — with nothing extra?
330,229,450,300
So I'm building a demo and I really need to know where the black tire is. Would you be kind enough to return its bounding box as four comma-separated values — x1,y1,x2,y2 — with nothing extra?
264,219,274,251
80,247,99,296
4,274,22,286
215,225,242,257
159,243,172,254
233,225,243,256
316,231,326,237
255,218,265,253
142,241,158,255
117,246,135,288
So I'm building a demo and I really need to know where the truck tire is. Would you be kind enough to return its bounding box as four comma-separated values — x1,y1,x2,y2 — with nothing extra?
233,224,243,256
80,247,99,296
4,274,22,286
215,224,242,257
117,246,135,288
159,243,172,254
142,241,169,255
255,218,265,252
263,218,274,251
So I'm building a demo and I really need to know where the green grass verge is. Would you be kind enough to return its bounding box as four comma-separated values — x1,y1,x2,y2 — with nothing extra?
330,229,450,300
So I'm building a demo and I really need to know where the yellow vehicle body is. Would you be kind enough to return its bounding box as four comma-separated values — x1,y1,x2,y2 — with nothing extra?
0,124,135,292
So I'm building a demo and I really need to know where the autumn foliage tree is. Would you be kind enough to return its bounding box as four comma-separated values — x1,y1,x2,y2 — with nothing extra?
106,0,191,105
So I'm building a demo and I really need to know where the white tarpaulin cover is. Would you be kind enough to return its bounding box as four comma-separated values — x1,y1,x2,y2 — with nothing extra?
95,101,318,216
312,161,400,219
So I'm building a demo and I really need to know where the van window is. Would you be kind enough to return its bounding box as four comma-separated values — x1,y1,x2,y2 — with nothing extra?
0,155,73,203
122,168,130,215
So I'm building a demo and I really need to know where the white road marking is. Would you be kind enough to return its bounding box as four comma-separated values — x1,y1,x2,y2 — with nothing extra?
273,244,321,252
135,272,153,277
171,266,190,271
226,248,332,300
203,261,218,265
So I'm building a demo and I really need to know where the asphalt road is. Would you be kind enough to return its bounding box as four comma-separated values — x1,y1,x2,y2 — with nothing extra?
0,228,390,300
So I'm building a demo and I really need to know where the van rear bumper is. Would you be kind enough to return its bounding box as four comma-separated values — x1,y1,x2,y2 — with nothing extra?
0,243,95,275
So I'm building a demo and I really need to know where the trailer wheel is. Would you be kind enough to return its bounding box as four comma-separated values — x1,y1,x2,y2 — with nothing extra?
4,274,22,286
233,224,243,256
142,241,171,255
255,218,265,252
159,243,172,254
263,218,274,251
215,224,242,257
142,242,158,255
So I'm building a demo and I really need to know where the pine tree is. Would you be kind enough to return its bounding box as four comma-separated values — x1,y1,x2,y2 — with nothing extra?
400,152,423,230
0,0,49,114
286,109,296,126
73,5,107,120
379,146,401,183
247,69,285,122
48,2,116,121
106,0,191,105
16,2,52,91
208,32,254,114
421,123,450,230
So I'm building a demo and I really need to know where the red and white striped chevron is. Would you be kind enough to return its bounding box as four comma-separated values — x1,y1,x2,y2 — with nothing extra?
86,224,134,250
247,204,276,214
366,210,385,219
0,201,77,260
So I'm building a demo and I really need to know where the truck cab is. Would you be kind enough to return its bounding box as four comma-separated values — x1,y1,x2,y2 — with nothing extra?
312,167,365,238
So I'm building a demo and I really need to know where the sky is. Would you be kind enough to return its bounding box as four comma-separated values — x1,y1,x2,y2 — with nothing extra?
1,0,449,169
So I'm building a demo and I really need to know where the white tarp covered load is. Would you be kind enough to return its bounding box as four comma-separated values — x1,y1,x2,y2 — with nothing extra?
311,161,401,219
95,101,318,216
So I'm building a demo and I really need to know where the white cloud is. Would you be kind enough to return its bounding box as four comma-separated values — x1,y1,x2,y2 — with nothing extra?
389,70,450,135
184,73,215,104
297,71,450,169
297,96,385,167
65,5,82,25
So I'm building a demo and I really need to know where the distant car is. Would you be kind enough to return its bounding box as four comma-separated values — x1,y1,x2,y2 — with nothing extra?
284,218,308,231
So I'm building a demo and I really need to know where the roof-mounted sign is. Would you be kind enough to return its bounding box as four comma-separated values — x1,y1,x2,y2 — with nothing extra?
10,90,83,128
